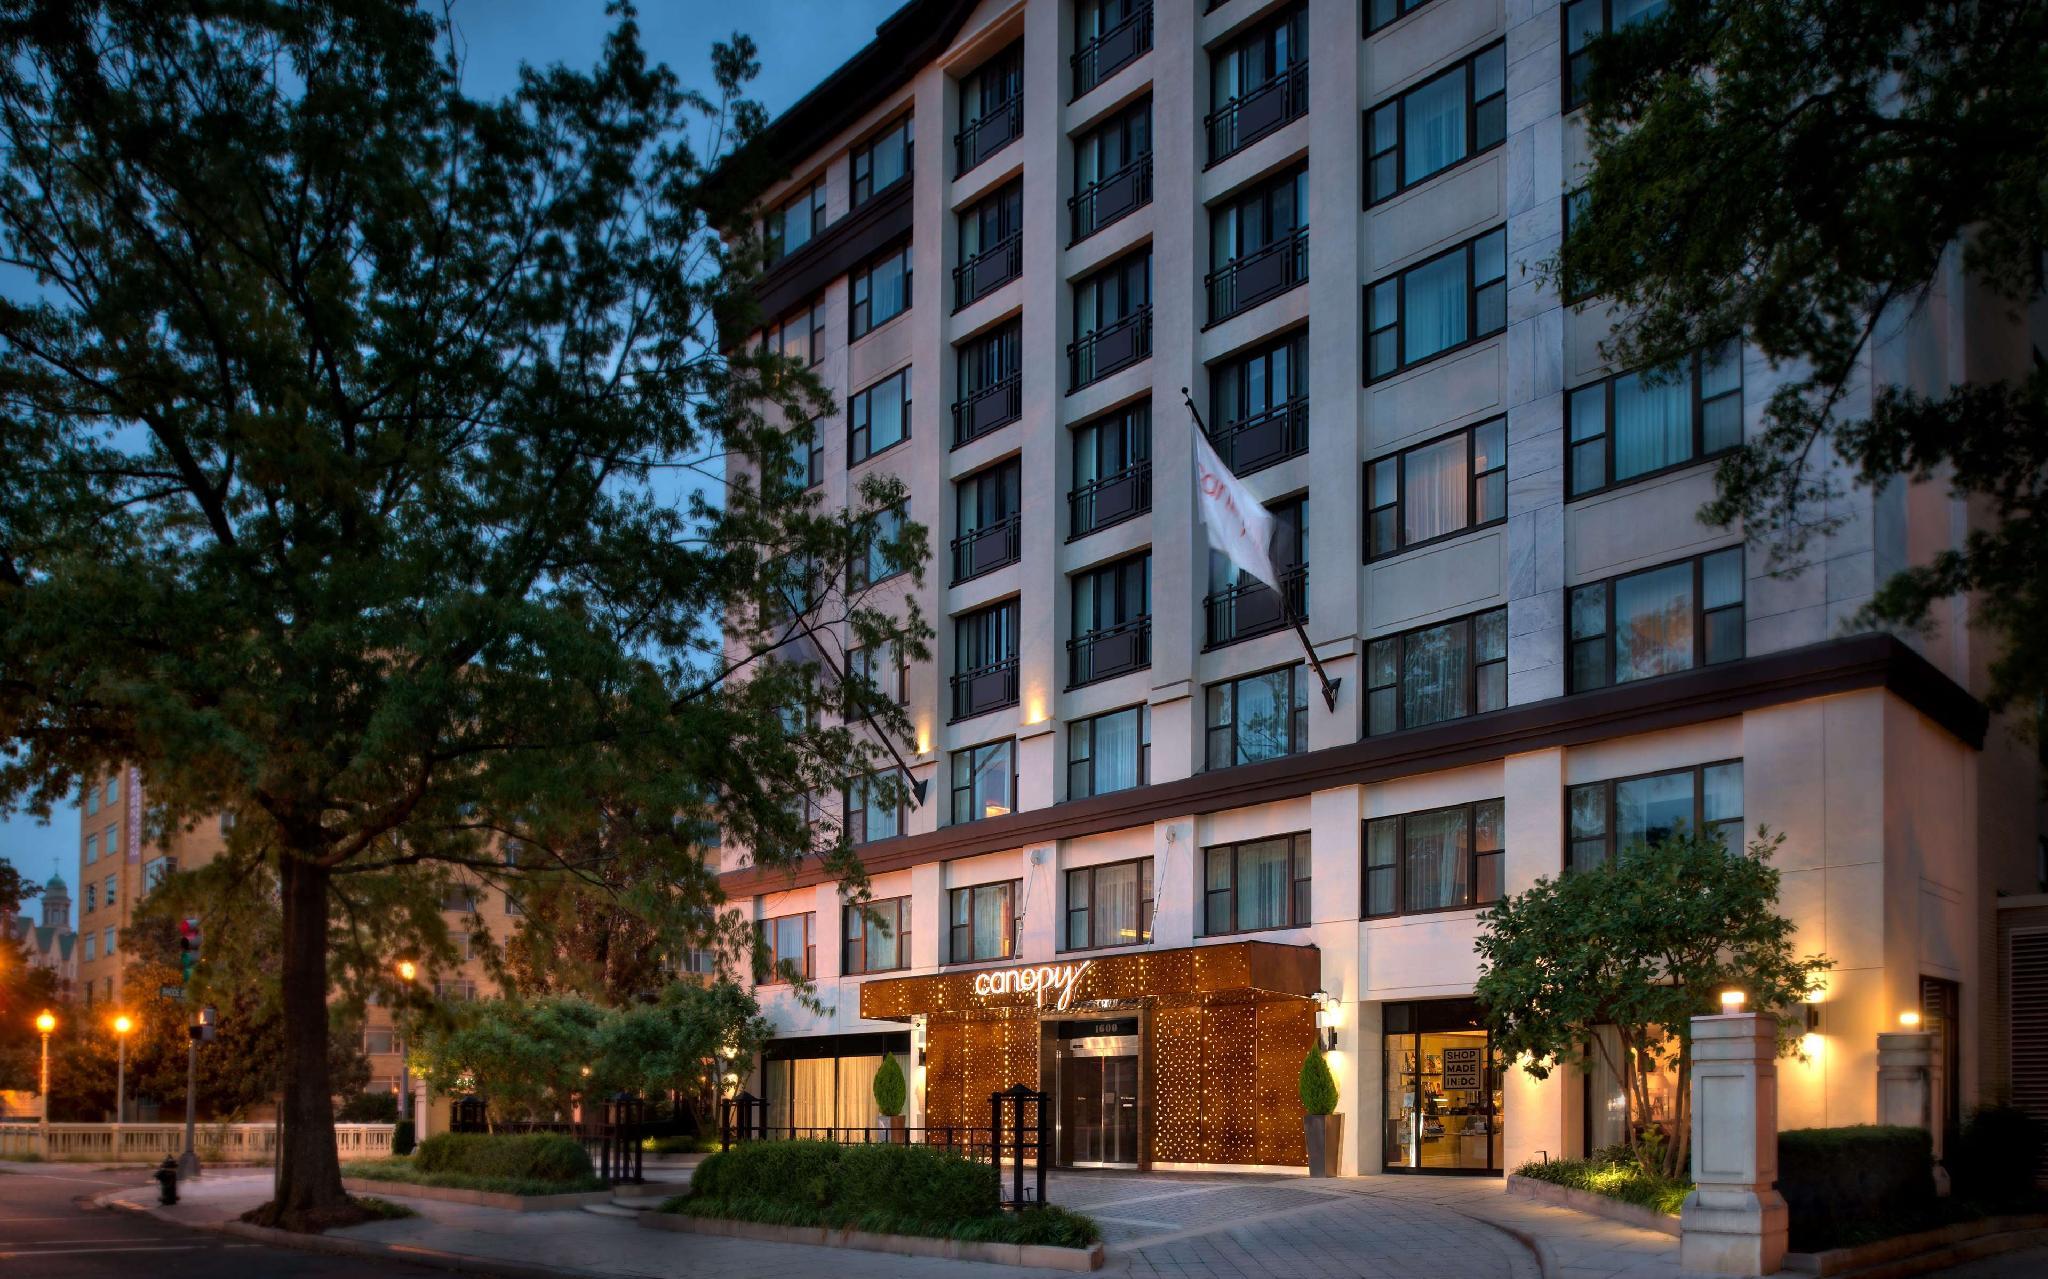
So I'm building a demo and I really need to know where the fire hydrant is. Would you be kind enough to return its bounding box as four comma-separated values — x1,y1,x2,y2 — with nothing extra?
154,1154,179,1205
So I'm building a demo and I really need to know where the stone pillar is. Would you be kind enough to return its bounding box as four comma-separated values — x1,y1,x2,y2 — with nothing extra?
1679,1013,1787,1278
1876,1031,1948,1194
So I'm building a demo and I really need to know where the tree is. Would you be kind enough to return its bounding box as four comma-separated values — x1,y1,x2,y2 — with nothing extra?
592,978,768,1131
0,1,926,1228
0,856,35,916
410,996,605,1127
1558,2,2048,718
1473,828,1830,1178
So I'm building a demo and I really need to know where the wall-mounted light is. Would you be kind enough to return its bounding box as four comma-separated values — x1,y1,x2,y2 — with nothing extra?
1718,989,1746,1013
1804,1003,1823,1034
1898,1010,1922,1029
1312,989,1338,1051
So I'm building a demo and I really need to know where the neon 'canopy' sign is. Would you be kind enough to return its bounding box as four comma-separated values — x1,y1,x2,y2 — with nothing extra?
970,961,1092,1012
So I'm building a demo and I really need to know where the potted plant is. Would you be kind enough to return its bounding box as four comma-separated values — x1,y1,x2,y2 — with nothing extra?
873,1054,908,1143
1300,1045,1343,1177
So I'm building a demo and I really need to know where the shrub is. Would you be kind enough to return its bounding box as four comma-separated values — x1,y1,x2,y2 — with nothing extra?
835,1141,994,1222
336,1092,399,1123
1947,1105,2047,1210
872,1055,906,1119
392,1118,416,1157
411,1132,595,1185
1298,1047,1338,1116
1514,1151,1691,1217
641,1133,719,1155
1777,1125,1935,1251
341,1155,604,1198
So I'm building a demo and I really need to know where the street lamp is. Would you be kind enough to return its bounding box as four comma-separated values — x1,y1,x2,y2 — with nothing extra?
394,960,418,1128
111,1014,135,1142
35,1011,55,1159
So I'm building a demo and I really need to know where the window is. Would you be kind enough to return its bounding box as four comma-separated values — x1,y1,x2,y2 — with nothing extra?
850,242,912,339
141,855,175,893
1205,496,1306,647
1567,343,1742,497
1207,4,1308,163
845,774,903,845
952,599,1020,720
1070,402,1152,537
759,912,815,983
220,810,236,834
85,783,98,815
764,179,827,265
1367,226,1507,380
1070,249,1152,388
1367,43,1505,205
846,640,906,708
1205,665,1308,769
781,425,824,492
84,883,96,914
104,823,119,858
1367,0,1435,34
1365,800,1504,917
956,42,1023,175
1569,547,1743,691
950,738,1016,824
364,1027,397,1056
1564,0,1668,111
441,885,478,912
1366,418,1506,558
848,367,911,464
1066,858,1154,951
437,978,479,1001
85,834,97,865
852,115,914,206
764,299,825,368
1207,165,1307,322
1070,552,1150,687
1366,608,1507,735
83,932,97,962
1073,0,1152,98
953,321,1021,446
956,181,1022,311
105,774,118,805
843,896,912,975
848,502,907,592
1203,833,1311,934
953,458,1022,583
949,880,1017,963
1562,186,1593,303
1567,760,1743,871
1209,328,1307,474
104,875,116,909
1071,96,1152,241
103,928,116,957
1068,705,1149,799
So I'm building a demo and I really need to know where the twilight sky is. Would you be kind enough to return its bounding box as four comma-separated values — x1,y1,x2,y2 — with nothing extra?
0,0,904,924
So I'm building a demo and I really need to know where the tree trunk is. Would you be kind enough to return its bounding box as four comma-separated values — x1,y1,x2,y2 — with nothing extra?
269,851,348,1228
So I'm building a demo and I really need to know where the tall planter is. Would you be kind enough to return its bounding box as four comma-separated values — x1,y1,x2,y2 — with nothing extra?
1304,1113,1346,1179
872,1056,908,1144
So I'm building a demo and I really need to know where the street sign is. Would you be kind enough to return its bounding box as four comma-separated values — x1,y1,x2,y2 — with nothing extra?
158,984,186,1000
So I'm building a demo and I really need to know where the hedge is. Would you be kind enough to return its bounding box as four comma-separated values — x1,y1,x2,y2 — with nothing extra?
674,1139,1101,1248
1777,1125,1934,1251
1513,1150,1691,1216
1948,1105,2047,1210
411,1132,596,1185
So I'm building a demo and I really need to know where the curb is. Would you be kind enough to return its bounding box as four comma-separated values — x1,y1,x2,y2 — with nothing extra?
640,1209,1107,1271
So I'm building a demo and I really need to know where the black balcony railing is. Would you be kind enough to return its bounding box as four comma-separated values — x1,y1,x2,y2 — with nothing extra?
1068,306,1152,390
1210,396,1309,476
955,98,1023,176
1206,61,1309,165
952,376,1021,447
1072,3,1153,98
1068,615,1151,688
1204,565,1307,648
953,233,1022,311
951,514,1022,584
1068,461,1152,539
1205,228,1307,324
1068,155,1153,244
952,655,1020,720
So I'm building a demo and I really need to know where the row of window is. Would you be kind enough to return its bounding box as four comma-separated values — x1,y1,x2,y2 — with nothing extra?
81,875,117,915
82,823,120,864
81,773,119,815
79,926,116,963
767,757,1743,978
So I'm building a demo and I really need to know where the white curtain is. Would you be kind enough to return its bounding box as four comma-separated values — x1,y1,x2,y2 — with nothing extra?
1403,253,1469,364
1404,808,1469,910
1402,434,1469,544
1403,70,1467,185
1236,839,1290,930
1402,620,1469,728
836,1055,882,1130
1094,862,1139,946
1612,368,1692,480
1094,709,1141,792
791,1058,834,1132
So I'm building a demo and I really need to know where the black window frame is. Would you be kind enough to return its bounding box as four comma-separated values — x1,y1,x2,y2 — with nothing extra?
947,879,1020,964
845,638,907,709
764,178,828,266
1567,547,1745,693
844,773,905,846
1563,0,1668,113
1566,342,1744,499
1203,663,1310,770
955,41,1024,177
1068,550,1152,688
1364,799,1506,918
763,297,826,368
1069,401,1153,539
847,501,908,593
852,114,915,207
1072,0,1153,99
1069,95,1154,243
1366,225,1508,383
1566,759,1744,872
1063,856,1156,953
1201,832,1312,936
952,457,1022,584
1204,494,1307,649
1365,41,1506,206
1561,186,1593,304
843,895,913,976
954,180,1024,311
847,366,912,466
1070,247,1154,390
949,737,1018,826
759,911,817,984
1364,417,1507,561
1366,0,1436,36
1208,327,1309,476
952,320,1023,446
1205,4,1309,165
1067,704,1150,800
1364,606,1508,737
850,240,913,340
952,598,1021,721
1206,164,1309,325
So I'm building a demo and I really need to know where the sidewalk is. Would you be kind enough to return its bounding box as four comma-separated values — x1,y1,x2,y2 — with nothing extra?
1343,1174,1680,1279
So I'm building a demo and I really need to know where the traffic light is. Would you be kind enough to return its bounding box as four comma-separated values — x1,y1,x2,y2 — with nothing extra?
178,917,200,981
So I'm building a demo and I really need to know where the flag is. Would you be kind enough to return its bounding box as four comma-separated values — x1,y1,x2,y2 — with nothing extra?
1192,423,1279,591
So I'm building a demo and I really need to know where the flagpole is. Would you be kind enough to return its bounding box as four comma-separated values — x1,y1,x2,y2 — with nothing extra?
1180,388,1341,714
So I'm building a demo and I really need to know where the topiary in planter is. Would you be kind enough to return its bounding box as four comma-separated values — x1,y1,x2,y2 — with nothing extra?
873,1054,907,1118
1298,1046,1338,1116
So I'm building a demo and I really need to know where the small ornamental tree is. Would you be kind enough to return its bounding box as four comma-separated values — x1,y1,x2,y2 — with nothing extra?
1297,1046,1338,1116
872,1054,906,1119
1473,828,1829,1179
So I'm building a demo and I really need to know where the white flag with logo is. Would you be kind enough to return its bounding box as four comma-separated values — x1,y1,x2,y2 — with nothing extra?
1192,424,1279,592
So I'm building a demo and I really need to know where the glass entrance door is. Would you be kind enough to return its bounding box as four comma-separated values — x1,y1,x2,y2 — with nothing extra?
1382,999,1503,1173
1057,1030,1140,1167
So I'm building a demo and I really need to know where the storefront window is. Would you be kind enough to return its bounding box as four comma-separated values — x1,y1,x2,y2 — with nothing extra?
1382,999,1503,1173
762,1049,906,1136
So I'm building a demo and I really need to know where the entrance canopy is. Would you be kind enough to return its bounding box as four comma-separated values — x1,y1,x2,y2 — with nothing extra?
858,941,1321,1020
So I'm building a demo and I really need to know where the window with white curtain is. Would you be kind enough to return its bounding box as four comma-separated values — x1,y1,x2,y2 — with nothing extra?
1065,857,1154,950
949,881,1017,962
949,738,1015,824
1366,417,1506,558
1202,834,1310,935
1568,548,1744,691
1365,799,1505,917
845,774,903,844
1367,227,1507,380
1365,607,1507,735
1068,704,1149,798
1568,342,1742,496
1366,42,1506,204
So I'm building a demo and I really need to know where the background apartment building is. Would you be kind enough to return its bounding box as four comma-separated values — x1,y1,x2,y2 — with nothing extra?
717,0,2045,1175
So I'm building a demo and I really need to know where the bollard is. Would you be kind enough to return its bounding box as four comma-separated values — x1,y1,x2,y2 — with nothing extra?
154,1154,179,1206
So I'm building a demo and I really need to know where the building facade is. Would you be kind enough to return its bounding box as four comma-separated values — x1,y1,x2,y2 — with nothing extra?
718,0,2045,1175
3,871,76,1001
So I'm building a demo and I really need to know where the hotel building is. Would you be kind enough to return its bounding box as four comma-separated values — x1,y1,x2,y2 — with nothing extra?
716,0,2047,1174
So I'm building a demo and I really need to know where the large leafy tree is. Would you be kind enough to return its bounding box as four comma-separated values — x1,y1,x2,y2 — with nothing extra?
0,1,924,1228
1561,2,2048,716
1473,829,1829,1178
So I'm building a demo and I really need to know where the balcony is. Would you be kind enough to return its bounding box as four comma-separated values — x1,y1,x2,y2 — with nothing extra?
1072,2,1152,99
1068,306,1152,390
1068,461,1152,539
951,655,1019,721
1204,565,1307,649
955,98,1022,177
953,232,1021,311
1205,228,1307,325
951,513,1021,584
1209,396,1308,476
951,375,1021,447
1068,615,1151,688
1069,154,1153,244
1205,61,1308,166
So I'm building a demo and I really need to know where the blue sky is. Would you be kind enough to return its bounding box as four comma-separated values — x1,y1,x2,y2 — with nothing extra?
0,0,902,925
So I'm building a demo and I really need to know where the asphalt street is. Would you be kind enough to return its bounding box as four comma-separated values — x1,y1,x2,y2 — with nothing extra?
0,1165,438,1277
